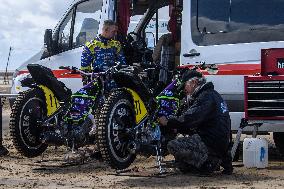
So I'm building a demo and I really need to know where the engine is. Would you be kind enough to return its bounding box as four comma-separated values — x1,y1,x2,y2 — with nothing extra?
41,116,93,149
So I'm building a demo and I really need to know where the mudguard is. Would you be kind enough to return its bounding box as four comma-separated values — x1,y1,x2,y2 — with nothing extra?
38,85,60,116
125,88,148,124
112,71,151,103
27,64,72,102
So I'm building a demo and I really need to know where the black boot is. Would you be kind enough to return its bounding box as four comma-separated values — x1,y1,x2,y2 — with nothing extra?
221,151,233,175
174,160,199,174
198,156,222,176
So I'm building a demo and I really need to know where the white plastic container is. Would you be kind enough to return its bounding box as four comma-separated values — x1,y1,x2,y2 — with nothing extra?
243,138,268,168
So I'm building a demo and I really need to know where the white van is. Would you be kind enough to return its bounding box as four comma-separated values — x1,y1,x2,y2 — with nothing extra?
11,0,284,150
11,0,112,95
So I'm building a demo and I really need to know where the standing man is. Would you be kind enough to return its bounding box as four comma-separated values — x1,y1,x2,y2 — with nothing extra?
159,70,233,175
81,19,126,83
64,20,126,131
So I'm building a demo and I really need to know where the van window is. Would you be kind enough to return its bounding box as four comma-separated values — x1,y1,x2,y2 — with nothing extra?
58,10,73,52
194,0,229,34
73,0,103,48
191,0,284,46
127,6,170,49
145,6,170,49
128,15,143,34
147,6,170,38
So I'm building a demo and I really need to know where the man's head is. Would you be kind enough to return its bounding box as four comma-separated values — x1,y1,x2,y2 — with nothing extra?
101,20,118,39
182,70,205,96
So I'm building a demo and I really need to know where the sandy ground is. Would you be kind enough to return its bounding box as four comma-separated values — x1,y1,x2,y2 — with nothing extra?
1,85,284,189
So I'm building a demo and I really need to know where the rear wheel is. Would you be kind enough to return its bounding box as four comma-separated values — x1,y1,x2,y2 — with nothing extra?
10,88,48,157
97,90,136,170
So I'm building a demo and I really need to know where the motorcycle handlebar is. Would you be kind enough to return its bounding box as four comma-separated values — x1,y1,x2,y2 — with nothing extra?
59,62,123,77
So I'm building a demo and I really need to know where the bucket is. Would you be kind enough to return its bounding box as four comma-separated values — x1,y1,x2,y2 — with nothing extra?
243,138,268,168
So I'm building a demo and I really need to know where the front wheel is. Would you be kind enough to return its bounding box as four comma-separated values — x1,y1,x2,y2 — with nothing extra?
97,90,136,170
9,88,48,157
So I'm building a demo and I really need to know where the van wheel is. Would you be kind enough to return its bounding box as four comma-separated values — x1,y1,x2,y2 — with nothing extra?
273,132,284,157
10,89,48,157
97,90,136,170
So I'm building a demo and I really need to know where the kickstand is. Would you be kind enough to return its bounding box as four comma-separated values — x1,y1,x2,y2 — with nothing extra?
40,151,45,162
63,146,86,165
34,152,47,164
155,142,166,174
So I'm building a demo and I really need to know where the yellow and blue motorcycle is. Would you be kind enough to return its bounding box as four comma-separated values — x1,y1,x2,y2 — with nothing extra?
9,64,119,158
97,64,217,172
97,67,186,172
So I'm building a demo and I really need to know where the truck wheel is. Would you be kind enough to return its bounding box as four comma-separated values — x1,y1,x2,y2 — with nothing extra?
273,132,284,157
10,89,48,157
97,90,136,170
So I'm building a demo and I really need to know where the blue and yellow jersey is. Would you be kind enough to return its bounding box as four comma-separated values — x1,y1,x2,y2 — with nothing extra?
81,35,126,72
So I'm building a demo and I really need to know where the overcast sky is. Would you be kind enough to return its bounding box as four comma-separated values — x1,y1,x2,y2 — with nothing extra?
0,0,73,71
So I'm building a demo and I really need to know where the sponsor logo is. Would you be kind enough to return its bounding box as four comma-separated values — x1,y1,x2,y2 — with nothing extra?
221,102,229,113
277,58,284,68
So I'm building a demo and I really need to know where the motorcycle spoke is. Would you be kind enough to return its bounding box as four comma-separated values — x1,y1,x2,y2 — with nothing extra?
120,141,128,156
114,116,126,128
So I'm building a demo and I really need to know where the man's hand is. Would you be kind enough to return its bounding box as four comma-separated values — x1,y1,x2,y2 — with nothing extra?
158,116,168,126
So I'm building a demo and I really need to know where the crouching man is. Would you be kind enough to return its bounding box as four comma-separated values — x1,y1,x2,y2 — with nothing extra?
159,70,233,175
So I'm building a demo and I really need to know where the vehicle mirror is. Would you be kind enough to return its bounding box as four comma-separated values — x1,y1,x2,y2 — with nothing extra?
145,32,155,49
44,29,53,53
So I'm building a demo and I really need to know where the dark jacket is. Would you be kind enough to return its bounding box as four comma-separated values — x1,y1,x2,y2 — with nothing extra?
167,82,231,156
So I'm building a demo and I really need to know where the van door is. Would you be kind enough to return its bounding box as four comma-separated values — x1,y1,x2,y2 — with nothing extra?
43,0,104,92
181,0,284,109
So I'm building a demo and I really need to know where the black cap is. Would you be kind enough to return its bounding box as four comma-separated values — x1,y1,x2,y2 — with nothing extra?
181,70,203,82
